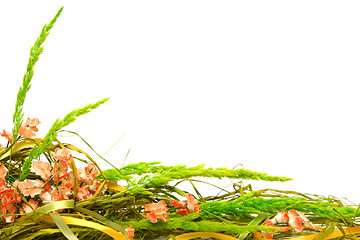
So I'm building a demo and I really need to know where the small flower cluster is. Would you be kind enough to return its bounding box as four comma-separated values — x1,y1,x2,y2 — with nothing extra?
262,210,316,239
0,118,40,147
144,193,201,223
0,118,106,223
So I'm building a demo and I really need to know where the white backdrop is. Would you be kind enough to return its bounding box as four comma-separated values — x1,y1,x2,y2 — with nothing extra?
1,1,360,203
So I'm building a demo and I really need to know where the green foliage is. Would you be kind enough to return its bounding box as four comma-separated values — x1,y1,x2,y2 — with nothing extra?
200,195,360,220
131,212,278,234
100,162,293,186
12,7,64,143
19,97,109,180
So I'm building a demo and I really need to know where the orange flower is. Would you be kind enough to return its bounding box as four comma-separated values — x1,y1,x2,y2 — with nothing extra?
30,160,52,181
186,193,201,213
19,118,40,138
126,223,135,240
13,179,45,198
170,199,191,216
59,182,73,200
77,163,97,185
0,129,12,143
41,189,62,205
53,147,72,166
1,188,22,204
0,163,8,179
288,210,316,233
271,212,289,231
76,185,92,201
262,210,316,239
85,163,98,178
145,200,170,223
0,178,7,194
1,202,17,223
21,199,39,213
261,219,276,239
52,160,69,183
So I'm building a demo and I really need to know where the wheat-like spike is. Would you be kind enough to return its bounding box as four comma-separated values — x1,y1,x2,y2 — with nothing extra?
12,7,64,143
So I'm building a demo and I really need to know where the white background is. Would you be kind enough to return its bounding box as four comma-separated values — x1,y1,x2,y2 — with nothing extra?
1,1,360,203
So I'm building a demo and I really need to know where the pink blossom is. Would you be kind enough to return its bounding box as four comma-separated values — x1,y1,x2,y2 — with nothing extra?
1,188,22,204
53,147,72,166
0,163,8,179
13,179,44,198
170,199,191,216
76,185,92,201
145,200,170,223
125,223,135,240
0,129,12,143
186,193,201,213
1,202,17,223
271,212,289,231
30,160,51,181
261,210,316,239
21,199,39,213
52,160,69,183
0,178,8,193
77,167,93,185
85,163,98,178
288,210,316,233
262,219,275,239
19,118,40,138
59,181,73,200
41,189,62,205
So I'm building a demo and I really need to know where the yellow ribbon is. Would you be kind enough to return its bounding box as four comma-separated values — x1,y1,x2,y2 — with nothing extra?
175,232,240,240
0,138,42,160
38,215,127,240
253,226,360,240
106,181,126,191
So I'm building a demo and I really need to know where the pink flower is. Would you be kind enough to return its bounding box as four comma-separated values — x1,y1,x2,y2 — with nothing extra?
41,189,63,213
1,202,17,223
53,147,72,166
21,199,39,213
271,212,289,231
0,163,8,179
30,160,52,181
0,178,8,194
145,200,170,223
76,185,92,201
59,180,74,200
88,180,103,194
262,210,316,238
77,166,94,185
288,210,316,233
41,189,62,205
85,163,98,178
1,188,22,204
0,129,12,143
261,219,276,239
13,179,44,198
170,199,191,216
186,193,201,213
126,223,135,240
52,160,69,183
19,118,40,138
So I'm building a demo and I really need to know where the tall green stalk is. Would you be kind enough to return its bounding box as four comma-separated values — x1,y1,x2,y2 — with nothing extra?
12,7,64,143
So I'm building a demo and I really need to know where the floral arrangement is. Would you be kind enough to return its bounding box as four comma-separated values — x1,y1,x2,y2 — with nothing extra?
1,7,360,240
